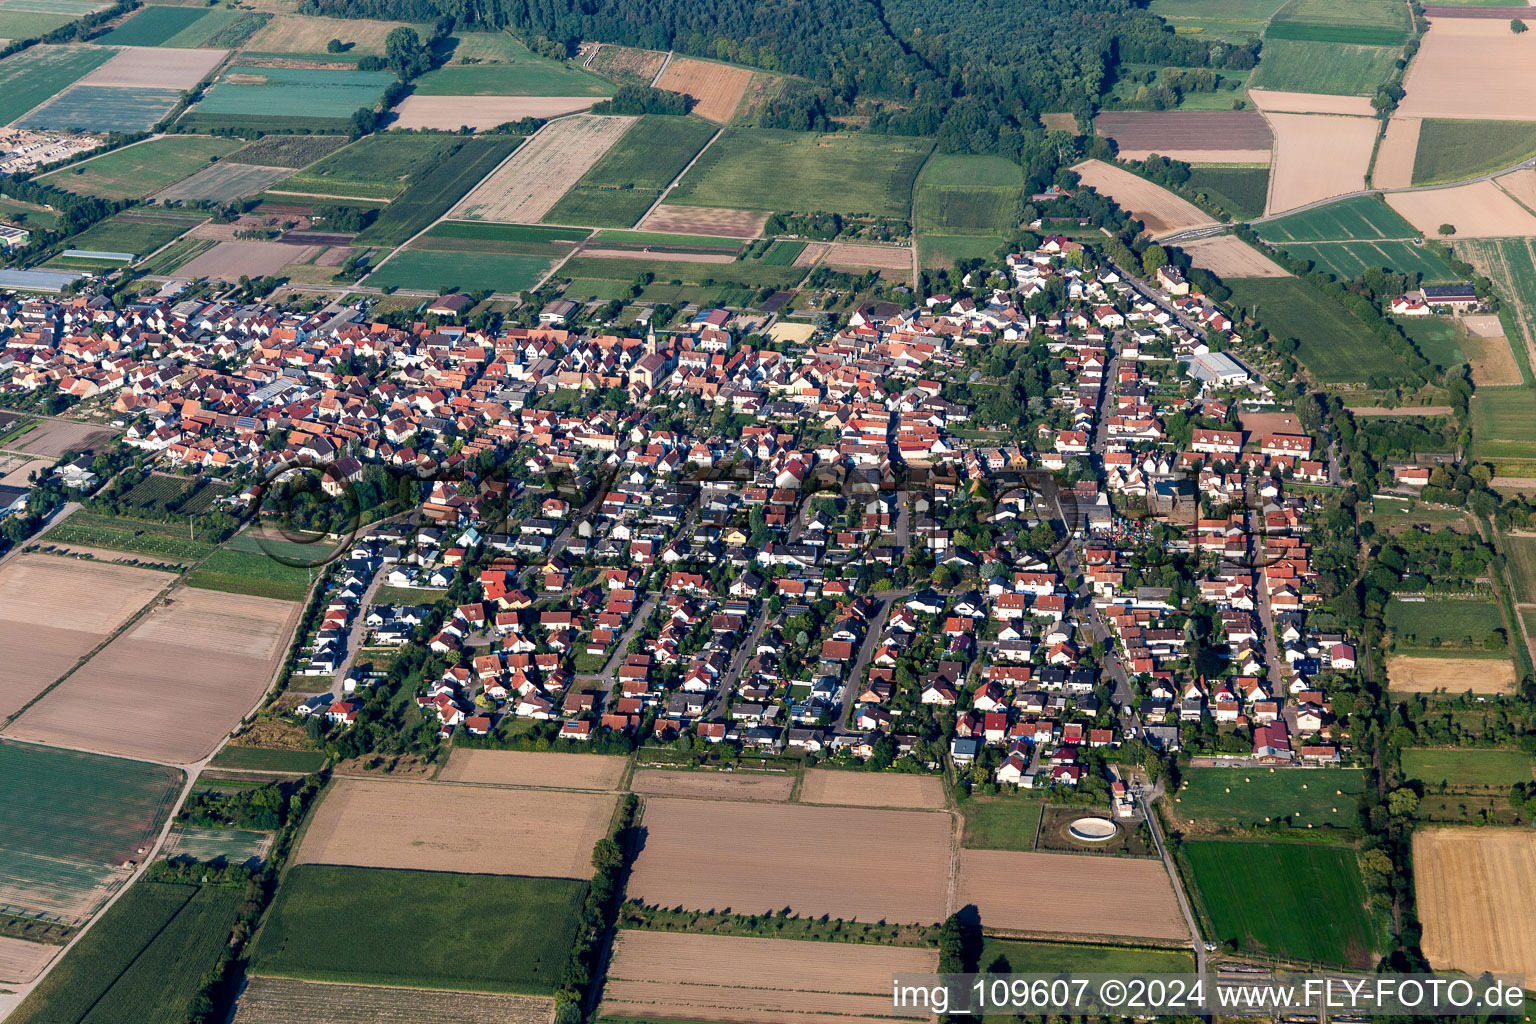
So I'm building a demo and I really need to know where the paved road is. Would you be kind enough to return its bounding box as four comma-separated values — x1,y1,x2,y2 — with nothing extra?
1141,780,1207,975
329,565,385,699
833,591,902,733
705,599,770,720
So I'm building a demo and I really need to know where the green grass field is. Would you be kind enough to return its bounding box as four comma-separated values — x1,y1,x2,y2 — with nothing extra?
354,135,519,245
20,84,183,132
186,547,312,602
0,195,60,230
1256,195,1419,242
59,211,200,259
1400,315,1464,370
543,186,660,229
574,114,717,191
1471,388,1536,460
0,8,80,37
916,185,1020,235
920,233,1005,269
207,746,327,773
368,248,558,294
668,128,933,218
1385,598,1507,651
95,4,210,45
410,59,613,96
919,153,1021,188
1184,840,1384,966
1174,768,1366,829
1187,166,1269,220
194,65,395,123
1401,747,1534,786
40,136,241,200
278,133,461,200
6,881,241,1024
1277,240,1459,283
1456,239,1536,367
1248,38,1400,96
960,796,1044,850
980,937,1194,974
0,741,183,923
251,865,586,992
1224,275,1410,383
0,44,112,124
1148,0,1288,41
1501,531,1536,603
1412,120,1536,185
1265,0,1409,45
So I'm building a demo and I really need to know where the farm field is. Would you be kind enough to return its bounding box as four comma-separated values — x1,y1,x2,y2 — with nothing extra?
1412,119,1536,184
411,59,612,97
1401,747,1534,786
342,135,514,244
915,182,1020,236
413,220,589,250
668,128,932,218
1388,179,1536,237
980,937,1193,974
1279,239,1459,282
0,935,54,985
242,13,432,55
366,248,556,294
627,768,795,801
557,255,802,289
96,4,215,45
958,849,1187,940
637,203,769,238
1146,0,1289,41
1093,111,1272,163
544,186,658,228
208,745,327,772
1266,0,1409,42
1185,840,1384,966
43,511,216,560
162,824,272,865
186,65,395,131
1456,238,1536,358
1257,195,1419,242
227,133,349,168
149,7,267,48
77,44,224,90
654,56,752,122
10,586,299,763
155,160,291,202
1398,18,1536,121
811,241,912,273
1070,159,1216,236
1179,235,1289,277
1173,767,1366,829
0,740,182,924
438,749,625,788
18,83,183,132
0,45,113,125
0,553,168,719
1373,116,1421,187
920,233,1006,269
1248,88,1379,116
5,881,240,1024
1186,166,1270,220
586,42,668,86
59,210,202,260
4,417,115,457
1386,597,1507,650
543,113,715,228
1414,828,1536,980
390,94,597,129
453,115,635,224
599,930,937,1024
799,770,946,808
186,544,313,600
960,796,1044,850
1248,39,1400,96
1264,112,1377,213
1399,315,1522,385
1471,388,1536,459
232,976,556,1024
1386,653,1518,693
296,778,614,877
40,136,241,199
1502,532,1536,602
0,0,105,41
1224,275,1410,382
251,864,585,992
628,798,951,923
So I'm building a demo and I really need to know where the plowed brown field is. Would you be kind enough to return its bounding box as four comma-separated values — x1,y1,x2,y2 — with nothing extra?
628,769,793,801
295,778,615,877
799,770,946,809
627,799,952,922
1265,113,1376,215
638,204,768,238
1094,111,1272,164
1399,18,1536,120
1414,828,1536,980
600,931,937,1024
654,57,752,123
1388,180,1536,237
1386,654,1517,693
438,749,625,789
956,850,1188,940
1373,118,1421,188
233,976,555,1024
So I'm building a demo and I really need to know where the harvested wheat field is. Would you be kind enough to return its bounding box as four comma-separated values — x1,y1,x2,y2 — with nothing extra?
1266,113,1377,215
957,850,1187,941
628,769,793,801
1463,332,1523,386
654,57,752,123
0,554,167,721
819,242,912,273
1399,18,1536,120
1387,180,1536,237
296,778,615,878
233,976,555,1024
1414,828,1536,980
78,46,226,90
1070,160,1216,237
453,114,636,223
628,798,952,922
1094,111,1272,164
638,204,768,238
1386,654,1517,693
1178,235,1290,278
600,931,938,1024
0,936,56,985
800,770,946,809
178,240,320,281
1248,90,1378,117
438,749,625,789
245,13,429,54
1373,118,1422,189
9,587,299,763
1495,169,1536,211
391,95,597,130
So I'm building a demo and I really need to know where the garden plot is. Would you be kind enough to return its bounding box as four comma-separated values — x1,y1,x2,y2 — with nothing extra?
155,161,291,202
0,553,168,720
654,56,751,122
1388,179,1536,237
628,769,794,801
799,770,946,808
1179,235,1291,277
1249,89,1378,115
437,749,625,788
627,798,952,923
295,778,615,878
957,849,1187,940
1093,111,1272,163
76,44,225,89
9,586,299,763
600,931,938,1024
638,203,768,238
1265,112,1377,214
177,240,320,280
1373,117,1421,188
233,977,556,1024
1071,159,1217,236
390,94,596,130
452,114,635,223
1414,828,1536,980
1399,17,1536,121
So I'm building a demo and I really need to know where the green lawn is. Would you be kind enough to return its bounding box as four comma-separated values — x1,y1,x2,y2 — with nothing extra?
41,136,242,200
1277,240,1460,283
960,796,1044,850
1412,119,1536,185
0,45,115,125
277,132,460,200
367,248,558,294
1248,38,1401,96
980,937,1194,974
1173,767,1366,829
1401,747,1534,787
1471,388,1536,460
1184,840,1385,966
1255,195,1419,242
410,59,612,97
251,865,586,992
1385,597,1507,651
1224,275,1411,383
667,128,933,218
1186,166,1269,220
186,547,313,602
208,746,328,773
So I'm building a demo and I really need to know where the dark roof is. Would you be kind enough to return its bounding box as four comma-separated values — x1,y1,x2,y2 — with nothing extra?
1422,284,1476,299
